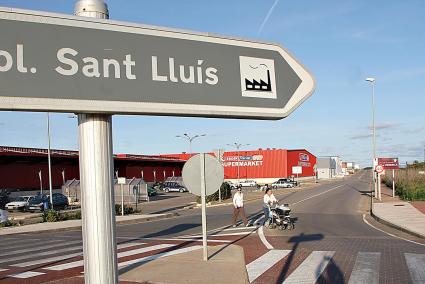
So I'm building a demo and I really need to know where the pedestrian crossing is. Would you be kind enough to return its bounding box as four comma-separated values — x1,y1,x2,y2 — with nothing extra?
1,237,425,284
246,250,425,284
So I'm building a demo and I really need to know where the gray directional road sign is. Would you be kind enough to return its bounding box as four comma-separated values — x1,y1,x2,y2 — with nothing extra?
0,7,315,119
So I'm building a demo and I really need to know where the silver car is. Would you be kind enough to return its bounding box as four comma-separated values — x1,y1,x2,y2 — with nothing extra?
5,195,35,211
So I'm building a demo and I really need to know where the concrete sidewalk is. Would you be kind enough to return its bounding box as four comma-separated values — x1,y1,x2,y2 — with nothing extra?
0,213,176,236
120,244,248,284
372,184,425,238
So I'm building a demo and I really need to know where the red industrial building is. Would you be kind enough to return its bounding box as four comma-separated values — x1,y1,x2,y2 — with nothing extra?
161,148,317,183
0,146,185,191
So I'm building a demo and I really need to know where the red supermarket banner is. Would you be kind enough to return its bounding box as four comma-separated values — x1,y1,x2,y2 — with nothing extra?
377,158,399,170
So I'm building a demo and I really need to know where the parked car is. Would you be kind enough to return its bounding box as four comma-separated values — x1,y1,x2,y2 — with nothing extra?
238,180,258,187
272,179,294,189
0,209,8,224
49,193,69,210
0,195,10,209
147,185,157,197
28,193,69,212
5,195,35,211
163,182,187,193
225,181,237,189
28,194,49,212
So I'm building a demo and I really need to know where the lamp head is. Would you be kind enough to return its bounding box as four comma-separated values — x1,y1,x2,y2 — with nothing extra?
365,77,375,83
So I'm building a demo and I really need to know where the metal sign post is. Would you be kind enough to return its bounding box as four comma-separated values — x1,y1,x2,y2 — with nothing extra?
392,169,395,198
118,177,126,216
182,153,224,262
200,154,208,261
75,2,118,284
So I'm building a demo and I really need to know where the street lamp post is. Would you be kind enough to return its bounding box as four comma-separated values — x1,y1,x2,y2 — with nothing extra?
366,77,378,200
46,113,53,208
176,133,206,155
226,142,250,183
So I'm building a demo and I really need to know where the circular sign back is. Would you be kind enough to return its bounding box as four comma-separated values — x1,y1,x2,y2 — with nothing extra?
375,165,384,173
182,154,224,197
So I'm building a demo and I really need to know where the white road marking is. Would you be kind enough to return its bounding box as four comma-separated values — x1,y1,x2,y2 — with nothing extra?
118,245,203,268
362,214,425,247
282,251,335,284
8,271,45,279
0,243,83,264
45,243,175,271
0,240,81,258
405,253,425,284
12,242,145,268
254,215,264,225
246,250,291,283
0,239,60,252
184,231,256,238
149,237,231,243
14,252,82,268
291,185,344,206
0,268,8,272
348,252,380,284
258,226,274,250
223,226,259,231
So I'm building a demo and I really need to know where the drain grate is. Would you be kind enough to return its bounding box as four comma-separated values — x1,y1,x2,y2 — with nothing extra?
394,204,405,207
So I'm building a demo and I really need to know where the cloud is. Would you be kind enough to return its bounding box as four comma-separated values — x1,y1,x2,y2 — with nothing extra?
401,126,425,134
258,0,280,35
367,122,398,131
349,26,405,44
379,67,425,83
350,133,373,140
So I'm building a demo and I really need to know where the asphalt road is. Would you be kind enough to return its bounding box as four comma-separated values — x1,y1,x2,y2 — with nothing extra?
1,171,425,283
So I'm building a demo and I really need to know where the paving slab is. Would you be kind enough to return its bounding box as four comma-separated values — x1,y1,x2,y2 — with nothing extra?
119,244,248,284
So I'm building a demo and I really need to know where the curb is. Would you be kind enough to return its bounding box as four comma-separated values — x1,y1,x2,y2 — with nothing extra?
0,212,179,236
371,206,425,240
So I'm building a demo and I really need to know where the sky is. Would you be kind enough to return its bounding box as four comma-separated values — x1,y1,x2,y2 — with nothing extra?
0,0,424,167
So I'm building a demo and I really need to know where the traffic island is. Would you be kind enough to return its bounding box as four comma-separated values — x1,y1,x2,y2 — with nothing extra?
119,244,248,284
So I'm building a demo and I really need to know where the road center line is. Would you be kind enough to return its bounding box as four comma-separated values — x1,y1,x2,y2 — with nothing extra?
291,185,344,206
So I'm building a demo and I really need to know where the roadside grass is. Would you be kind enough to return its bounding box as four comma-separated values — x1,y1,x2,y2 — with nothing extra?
383,167,425,201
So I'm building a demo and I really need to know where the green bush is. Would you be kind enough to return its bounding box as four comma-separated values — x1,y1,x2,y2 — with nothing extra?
60,210,81,221
196,182,232,204
43,209,60,222
0,220,15,228
382,169,425,201
115,204,136,215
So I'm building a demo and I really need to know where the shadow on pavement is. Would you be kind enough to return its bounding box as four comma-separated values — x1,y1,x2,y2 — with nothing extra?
276,232,341,283
142,223,199,238
148,193,181,201
317,256,345,284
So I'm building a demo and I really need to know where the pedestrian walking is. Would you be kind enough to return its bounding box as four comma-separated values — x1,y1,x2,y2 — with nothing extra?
263,188,277,226
232,187,249,227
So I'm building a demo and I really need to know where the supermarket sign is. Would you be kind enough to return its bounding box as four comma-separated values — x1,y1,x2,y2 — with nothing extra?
377,158,399,170
222,155,263,167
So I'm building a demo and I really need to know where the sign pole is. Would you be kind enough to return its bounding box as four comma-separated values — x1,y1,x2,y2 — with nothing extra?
75,2,118,284
378,173,382,201
392,169,395,198
200,153,208,261
121,183,124,216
